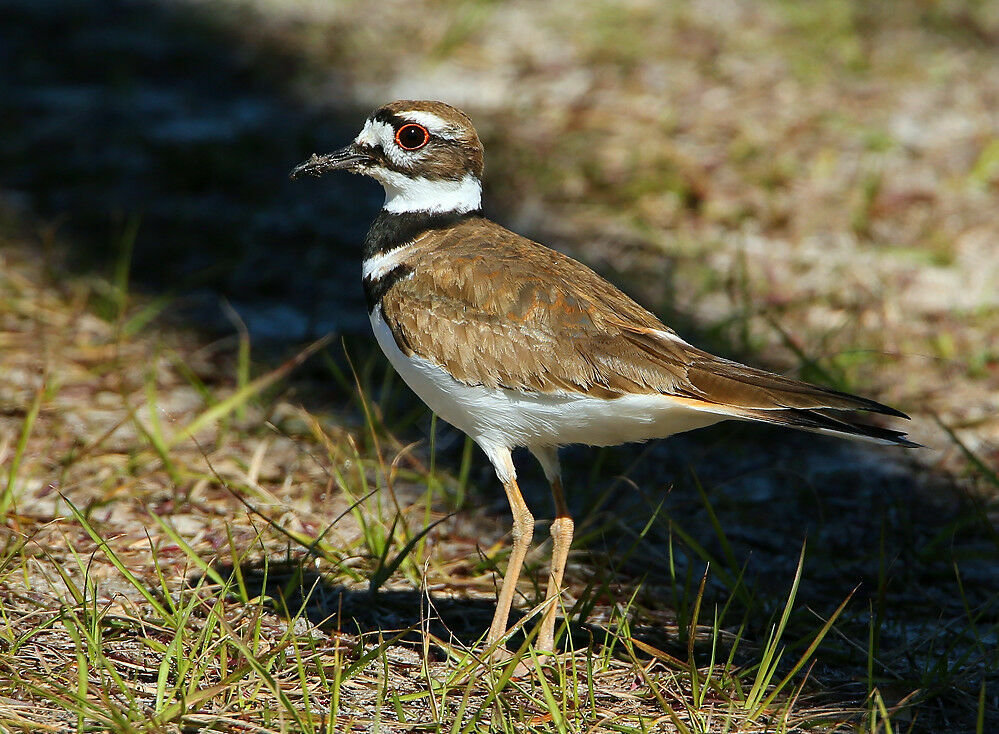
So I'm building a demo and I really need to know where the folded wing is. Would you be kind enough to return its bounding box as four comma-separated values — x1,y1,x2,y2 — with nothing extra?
379,219,915,446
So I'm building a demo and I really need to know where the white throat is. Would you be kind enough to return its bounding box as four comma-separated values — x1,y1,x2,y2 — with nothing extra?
379,171,482,214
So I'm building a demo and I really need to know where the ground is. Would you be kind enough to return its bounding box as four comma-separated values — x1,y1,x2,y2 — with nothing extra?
0,0,996,731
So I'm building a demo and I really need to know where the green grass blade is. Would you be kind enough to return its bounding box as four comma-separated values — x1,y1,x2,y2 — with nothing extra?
369,514,451,594
756,586,856,714
62,496,173,620
1,379,45,518
746,541,806,714
170,334,331,447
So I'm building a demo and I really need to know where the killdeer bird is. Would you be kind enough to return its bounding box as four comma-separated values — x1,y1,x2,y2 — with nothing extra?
292,100,915,656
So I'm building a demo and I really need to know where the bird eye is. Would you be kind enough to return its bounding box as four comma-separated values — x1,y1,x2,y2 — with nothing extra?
395,124,430,150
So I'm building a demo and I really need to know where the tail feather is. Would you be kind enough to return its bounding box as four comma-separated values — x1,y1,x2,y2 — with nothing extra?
687,356,910,419
740,407,920,448
623,328,916,446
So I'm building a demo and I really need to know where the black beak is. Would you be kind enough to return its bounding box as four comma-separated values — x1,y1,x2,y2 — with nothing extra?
290,144,372,179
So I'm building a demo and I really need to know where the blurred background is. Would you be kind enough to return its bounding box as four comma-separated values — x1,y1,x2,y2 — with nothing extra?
1,0,997,728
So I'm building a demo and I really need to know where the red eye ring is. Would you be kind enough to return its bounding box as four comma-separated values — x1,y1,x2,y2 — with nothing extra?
395,123,430,150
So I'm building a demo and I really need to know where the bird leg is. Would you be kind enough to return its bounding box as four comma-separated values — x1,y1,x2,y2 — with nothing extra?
538,476,573,653
485,475,534,655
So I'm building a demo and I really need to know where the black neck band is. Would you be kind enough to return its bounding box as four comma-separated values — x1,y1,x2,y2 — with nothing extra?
362,208,483,312
362,209,483,261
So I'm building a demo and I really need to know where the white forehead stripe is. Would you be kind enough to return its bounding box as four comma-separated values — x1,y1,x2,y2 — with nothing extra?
398,110,462,139
350,112,481,214
356,116,429,168
356,112,464,147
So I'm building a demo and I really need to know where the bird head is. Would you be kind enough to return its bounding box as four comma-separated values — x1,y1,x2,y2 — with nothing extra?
292,100,484,215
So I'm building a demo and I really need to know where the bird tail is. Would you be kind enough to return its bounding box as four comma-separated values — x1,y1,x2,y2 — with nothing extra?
737,406,920,447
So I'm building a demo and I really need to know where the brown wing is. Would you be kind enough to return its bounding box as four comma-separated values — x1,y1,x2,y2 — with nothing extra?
379,218,907,422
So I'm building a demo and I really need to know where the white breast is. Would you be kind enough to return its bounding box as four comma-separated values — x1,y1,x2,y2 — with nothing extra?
369,306,726,455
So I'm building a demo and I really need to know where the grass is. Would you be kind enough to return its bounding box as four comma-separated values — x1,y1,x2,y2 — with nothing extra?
0,213,995,732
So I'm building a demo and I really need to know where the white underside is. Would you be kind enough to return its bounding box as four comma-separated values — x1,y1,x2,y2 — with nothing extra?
370,306,727,464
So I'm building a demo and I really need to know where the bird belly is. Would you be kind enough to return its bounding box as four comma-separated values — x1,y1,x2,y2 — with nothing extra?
370,307,726,449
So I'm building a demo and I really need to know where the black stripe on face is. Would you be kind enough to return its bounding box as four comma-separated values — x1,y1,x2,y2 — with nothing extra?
364,114,452,179
364,111,480,182
360,127,459,182
372,110,428,132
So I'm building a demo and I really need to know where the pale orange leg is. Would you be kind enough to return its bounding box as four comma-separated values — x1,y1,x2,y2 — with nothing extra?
538,476,573,652
485,472,535,655
529,446,573,654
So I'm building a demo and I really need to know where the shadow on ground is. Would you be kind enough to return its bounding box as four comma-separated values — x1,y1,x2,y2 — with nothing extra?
1,0,380,339
195,561,687,661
